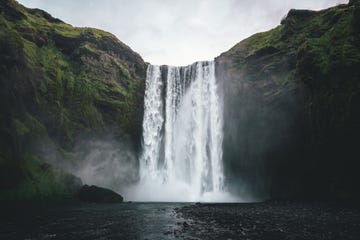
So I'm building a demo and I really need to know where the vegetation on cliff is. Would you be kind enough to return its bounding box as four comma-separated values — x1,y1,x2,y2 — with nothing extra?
216,0,360,200
1,0,359,201
0,0,146,200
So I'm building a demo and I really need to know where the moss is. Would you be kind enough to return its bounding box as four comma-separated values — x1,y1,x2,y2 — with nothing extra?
0,0,147,201
9,114,47,147
13,119,30,136
231,1,360,91
24,113,47,137
22,39,38,69
78,43,101,58
118,78,144,138
36,43,79,110
114,60,131,79
82,104,104,130
227,2,360,134
0,154,72,201
65,73,75,93
54,23,81,38
0,20,23,70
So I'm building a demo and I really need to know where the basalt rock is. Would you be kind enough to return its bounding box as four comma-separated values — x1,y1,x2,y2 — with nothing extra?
77,185,124,203
216,1,360,200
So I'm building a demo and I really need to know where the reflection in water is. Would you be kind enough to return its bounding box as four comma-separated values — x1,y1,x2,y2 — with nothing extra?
0,203,189,240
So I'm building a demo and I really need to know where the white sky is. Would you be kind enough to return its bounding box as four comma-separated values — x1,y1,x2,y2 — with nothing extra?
18,0,348,66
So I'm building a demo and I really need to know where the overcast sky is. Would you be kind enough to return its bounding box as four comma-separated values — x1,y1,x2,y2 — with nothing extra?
18,0,348,66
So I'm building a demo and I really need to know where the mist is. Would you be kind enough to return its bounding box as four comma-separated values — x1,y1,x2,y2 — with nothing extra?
71,138,139,193
31,131,141,200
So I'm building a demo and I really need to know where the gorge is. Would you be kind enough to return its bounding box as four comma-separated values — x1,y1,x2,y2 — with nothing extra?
0,0,359,203
1,0,360,239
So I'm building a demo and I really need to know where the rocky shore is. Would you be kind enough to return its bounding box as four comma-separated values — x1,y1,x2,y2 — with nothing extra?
175,201,360,240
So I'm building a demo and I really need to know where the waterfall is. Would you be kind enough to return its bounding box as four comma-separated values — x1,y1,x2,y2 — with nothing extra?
132,61,232,202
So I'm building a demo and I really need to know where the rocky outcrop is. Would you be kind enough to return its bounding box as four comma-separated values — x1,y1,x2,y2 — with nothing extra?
216,2,360,200
77,185,123,203
0,0,146,200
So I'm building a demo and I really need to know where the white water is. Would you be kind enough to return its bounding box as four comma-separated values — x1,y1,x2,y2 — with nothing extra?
127,61,236,202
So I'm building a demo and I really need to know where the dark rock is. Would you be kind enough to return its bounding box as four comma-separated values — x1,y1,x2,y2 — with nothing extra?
0,0,26,21
183,221,189,228
63,173,83,194
215,1,360,201
281,9,316,25
77,185,123,203
40,163,51,172
27,8,63,23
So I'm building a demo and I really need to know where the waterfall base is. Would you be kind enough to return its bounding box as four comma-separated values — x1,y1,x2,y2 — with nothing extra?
124,175,240,202
130,61,238,202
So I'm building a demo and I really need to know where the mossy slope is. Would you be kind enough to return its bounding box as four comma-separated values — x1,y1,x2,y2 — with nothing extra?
216,0,360,200
0,0,147,200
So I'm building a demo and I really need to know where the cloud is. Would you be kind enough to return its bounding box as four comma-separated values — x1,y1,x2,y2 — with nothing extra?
18,0,348,65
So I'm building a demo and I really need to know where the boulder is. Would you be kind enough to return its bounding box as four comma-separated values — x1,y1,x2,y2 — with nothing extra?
63,173,83,194
77,185,123,203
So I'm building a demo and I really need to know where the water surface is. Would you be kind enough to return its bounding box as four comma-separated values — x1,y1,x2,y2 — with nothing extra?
0,202,189,240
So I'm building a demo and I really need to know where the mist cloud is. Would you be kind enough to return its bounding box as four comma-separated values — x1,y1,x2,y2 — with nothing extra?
17,0,348,65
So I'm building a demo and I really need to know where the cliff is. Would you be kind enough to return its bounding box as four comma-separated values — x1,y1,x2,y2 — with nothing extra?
216,0,360,200
0,0,146,200
1,0,359,201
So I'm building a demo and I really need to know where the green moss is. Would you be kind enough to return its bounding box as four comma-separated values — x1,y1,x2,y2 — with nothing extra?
24,113,47,137
79,43,101,58
118,78,144,137
114,60,131,79
9,114,47,142
22,39,38,69
37,44,78,106
0,21,23,70
0,155,72,201
13,119,30,136
82,104,104,130
82,27,116,39
54,24,81,38
0,0,146,201
232,2,359,90
65,73,75,93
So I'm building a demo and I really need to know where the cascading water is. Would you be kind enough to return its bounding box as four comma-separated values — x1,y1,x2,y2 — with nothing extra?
128,61,234,202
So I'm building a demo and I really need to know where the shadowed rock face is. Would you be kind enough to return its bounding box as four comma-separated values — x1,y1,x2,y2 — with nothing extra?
215,54,306,200
0,0,146,200
77,185,123,203
216,2,360,200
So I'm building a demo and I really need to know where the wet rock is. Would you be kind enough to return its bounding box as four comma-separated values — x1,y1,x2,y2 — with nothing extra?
176,201,360,240
64,173,83,194
77,185,123,203
183,221,189,228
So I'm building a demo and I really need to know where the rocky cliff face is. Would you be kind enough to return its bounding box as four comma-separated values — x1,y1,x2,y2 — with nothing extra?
216,0,360,200
0,0,146,200
1,0,359,201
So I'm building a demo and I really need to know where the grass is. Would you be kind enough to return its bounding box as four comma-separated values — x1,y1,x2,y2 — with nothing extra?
0,0,146,200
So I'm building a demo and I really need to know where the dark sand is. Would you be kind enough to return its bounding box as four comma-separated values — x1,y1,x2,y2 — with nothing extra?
1,201,359,239
175,201,360,240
